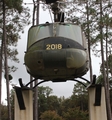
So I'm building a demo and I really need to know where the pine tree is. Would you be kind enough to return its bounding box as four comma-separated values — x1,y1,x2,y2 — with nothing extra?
0,0,30,119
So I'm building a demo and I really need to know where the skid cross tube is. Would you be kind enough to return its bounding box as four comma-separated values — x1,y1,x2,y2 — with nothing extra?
33,79,88,89
18,78,90,89
33,80,50,89
18,75,94,89
72,79,87,87
79,77,90,83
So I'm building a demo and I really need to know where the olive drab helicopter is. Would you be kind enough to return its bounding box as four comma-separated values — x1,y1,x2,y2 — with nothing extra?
24,0,89,81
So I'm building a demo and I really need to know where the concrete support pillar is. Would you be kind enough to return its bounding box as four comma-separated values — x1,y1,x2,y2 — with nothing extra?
88,86,107,120
14,89,33,120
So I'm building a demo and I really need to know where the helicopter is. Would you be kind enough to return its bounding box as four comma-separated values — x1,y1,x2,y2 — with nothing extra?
24,0,89,81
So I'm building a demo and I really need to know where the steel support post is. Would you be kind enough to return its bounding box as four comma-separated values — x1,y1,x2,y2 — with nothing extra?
88,85,107,120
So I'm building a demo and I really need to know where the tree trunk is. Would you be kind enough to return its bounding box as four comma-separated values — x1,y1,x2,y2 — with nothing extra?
32,0,39,120
99,0,112,120
105,18,110,93
0,27,4,120
32,0,36,26
3,1,11,120
0,33,2,119
0,18,4,119
34,80,38,120
86,0,93,82
0,52,2,120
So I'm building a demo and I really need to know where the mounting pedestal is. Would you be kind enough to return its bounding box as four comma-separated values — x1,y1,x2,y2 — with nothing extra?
14,87,33,120
88,85,107,120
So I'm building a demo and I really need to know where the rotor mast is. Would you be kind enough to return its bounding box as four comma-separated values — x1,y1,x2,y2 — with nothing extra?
45,0,65,22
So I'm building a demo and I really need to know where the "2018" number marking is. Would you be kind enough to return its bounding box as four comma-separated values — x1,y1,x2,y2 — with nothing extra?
46,44,62,50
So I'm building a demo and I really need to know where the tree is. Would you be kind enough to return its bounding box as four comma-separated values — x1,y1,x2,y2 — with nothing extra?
38,86,53,117
40,110,63,120
31,0,40,119
47,96,60,112
62,107,88,120
99,1,112,118
2,0,11,119
1,103,8,120
38,86,65,119
57,83,88,119
72,82,88,111
65,1,112,119
10,89,15,120
3,83,89,120
0,0,30,119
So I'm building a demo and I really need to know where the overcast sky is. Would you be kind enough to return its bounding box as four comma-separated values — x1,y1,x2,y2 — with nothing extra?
2,0,102,103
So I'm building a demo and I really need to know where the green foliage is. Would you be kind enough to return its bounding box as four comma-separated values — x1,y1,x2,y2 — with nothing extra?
38,86,52,115
62,107,88,120
99,54,112,83
4,74,13,81
2,83,89,120
40,110,63,120
72,83,88,111
5,0,23,13
38,86,53,97
108,55,112,75
10,89,14,120
73,83,87,96
47,95,60,111
109,89,112,110
0,0,30,74
96,74,103,84
64,1,112,57
38,86,61,117
1,104,8,120
38,83,89,120
96,54,112,87
57,83,89,120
